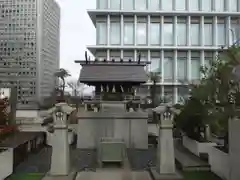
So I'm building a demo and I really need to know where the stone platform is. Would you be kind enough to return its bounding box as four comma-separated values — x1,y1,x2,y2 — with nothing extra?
76,169,151,180
150,168,183,180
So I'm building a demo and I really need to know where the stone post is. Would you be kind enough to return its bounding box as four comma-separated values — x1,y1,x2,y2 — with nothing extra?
151,105,183,180
157,111,175,174
50,104,70,176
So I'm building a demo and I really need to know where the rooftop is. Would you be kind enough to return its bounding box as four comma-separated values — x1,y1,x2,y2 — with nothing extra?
75,58,149,84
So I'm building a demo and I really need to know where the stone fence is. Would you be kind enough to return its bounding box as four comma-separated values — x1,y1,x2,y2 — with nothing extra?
0,148,13,180
208,146,229,180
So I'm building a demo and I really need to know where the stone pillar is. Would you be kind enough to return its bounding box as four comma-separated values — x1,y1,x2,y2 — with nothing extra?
157,113,175,174
151,105,183,180
50,104,70,176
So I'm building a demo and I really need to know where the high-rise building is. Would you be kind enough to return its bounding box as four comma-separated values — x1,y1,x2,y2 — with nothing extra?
87,0,240,104
0,0,60,109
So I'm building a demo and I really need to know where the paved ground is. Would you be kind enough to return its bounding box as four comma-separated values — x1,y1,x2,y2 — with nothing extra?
14,147,97,174
13,146,157,174
76,169,151,180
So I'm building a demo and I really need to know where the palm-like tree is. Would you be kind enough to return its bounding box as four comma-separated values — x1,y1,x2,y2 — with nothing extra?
148,71,161,108
54,68,71,98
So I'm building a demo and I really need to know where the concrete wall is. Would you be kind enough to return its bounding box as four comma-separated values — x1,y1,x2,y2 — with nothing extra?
0,148,13,180
182,136,216,156
208,146,229,180
77,118,148,149
16,110,39,118
229,119,240,180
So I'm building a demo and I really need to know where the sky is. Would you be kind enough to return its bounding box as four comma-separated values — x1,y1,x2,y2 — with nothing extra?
56,0,96,80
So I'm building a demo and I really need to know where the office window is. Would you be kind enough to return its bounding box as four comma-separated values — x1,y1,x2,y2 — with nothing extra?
110,22,120,45
175,0,186,11
150,23,160,45
190,24,200,45
123,51,134,61
162,0,173,10
177,23,187,45
178,86,189,104
149,0,160,10
215,0,225,11
204,24,213,46
124,22,134,45
135,0,147,10
110,51,121,61
204,52,214,69
110,0,121,9
164,86,174,104
163,23,173,45
137,22,147,45
230,23,238,45
150,57,160,72
97,0,107,9
123,0,134,10
217,24,226,46
189,0,199,11
191,58,201,80
97,22,107,45
164,58,173,81
202,0,212,11
177,58,187,80
230,0,238,11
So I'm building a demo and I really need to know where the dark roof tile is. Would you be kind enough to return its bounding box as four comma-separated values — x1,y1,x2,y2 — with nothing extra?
79,64,148,83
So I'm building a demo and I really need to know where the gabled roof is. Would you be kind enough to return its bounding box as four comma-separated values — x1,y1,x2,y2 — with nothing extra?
79,64,148,83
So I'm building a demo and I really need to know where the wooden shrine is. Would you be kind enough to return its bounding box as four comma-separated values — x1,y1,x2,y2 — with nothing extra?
75,52,149,101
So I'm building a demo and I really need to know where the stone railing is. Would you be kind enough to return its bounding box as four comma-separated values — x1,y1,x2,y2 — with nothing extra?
182,136,216,157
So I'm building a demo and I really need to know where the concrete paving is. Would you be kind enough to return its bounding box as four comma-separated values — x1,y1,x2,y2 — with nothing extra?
76,169,151,180
42,171,77,180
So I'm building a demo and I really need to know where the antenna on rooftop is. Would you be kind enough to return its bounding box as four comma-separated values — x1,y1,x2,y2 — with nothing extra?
138,53,141,64
85,51,88,64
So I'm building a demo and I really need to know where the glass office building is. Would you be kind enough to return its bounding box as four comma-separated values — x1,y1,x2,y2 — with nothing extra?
87,0,240,104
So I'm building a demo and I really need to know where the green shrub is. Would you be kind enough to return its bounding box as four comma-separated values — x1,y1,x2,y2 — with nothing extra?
175,98,207,141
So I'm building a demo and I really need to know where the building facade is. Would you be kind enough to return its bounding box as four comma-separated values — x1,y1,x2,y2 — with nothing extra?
87,0,240,104
0,0,60,109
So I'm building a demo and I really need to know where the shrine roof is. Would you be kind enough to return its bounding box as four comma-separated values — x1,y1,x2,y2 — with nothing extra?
76,60,149,83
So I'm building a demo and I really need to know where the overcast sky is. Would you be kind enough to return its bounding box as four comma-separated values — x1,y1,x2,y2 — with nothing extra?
56,0,96,79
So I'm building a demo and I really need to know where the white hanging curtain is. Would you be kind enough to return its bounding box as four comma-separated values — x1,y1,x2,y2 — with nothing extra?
120,85,124,92
106,85,109,92
112,85,116,93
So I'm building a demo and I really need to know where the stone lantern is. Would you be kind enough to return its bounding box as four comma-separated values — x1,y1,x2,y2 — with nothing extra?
43,103,75,177
150,104,183,180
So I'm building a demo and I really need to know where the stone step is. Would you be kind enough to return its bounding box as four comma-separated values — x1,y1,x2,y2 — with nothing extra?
174,142,210,171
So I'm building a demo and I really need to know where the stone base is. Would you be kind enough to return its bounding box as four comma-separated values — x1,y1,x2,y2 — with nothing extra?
150,168,183,180
42,170,77,180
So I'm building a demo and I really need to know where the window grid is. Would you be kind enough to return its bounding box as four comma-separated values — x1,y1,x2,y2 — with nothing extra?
100,15,232,47
96,0,239,12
